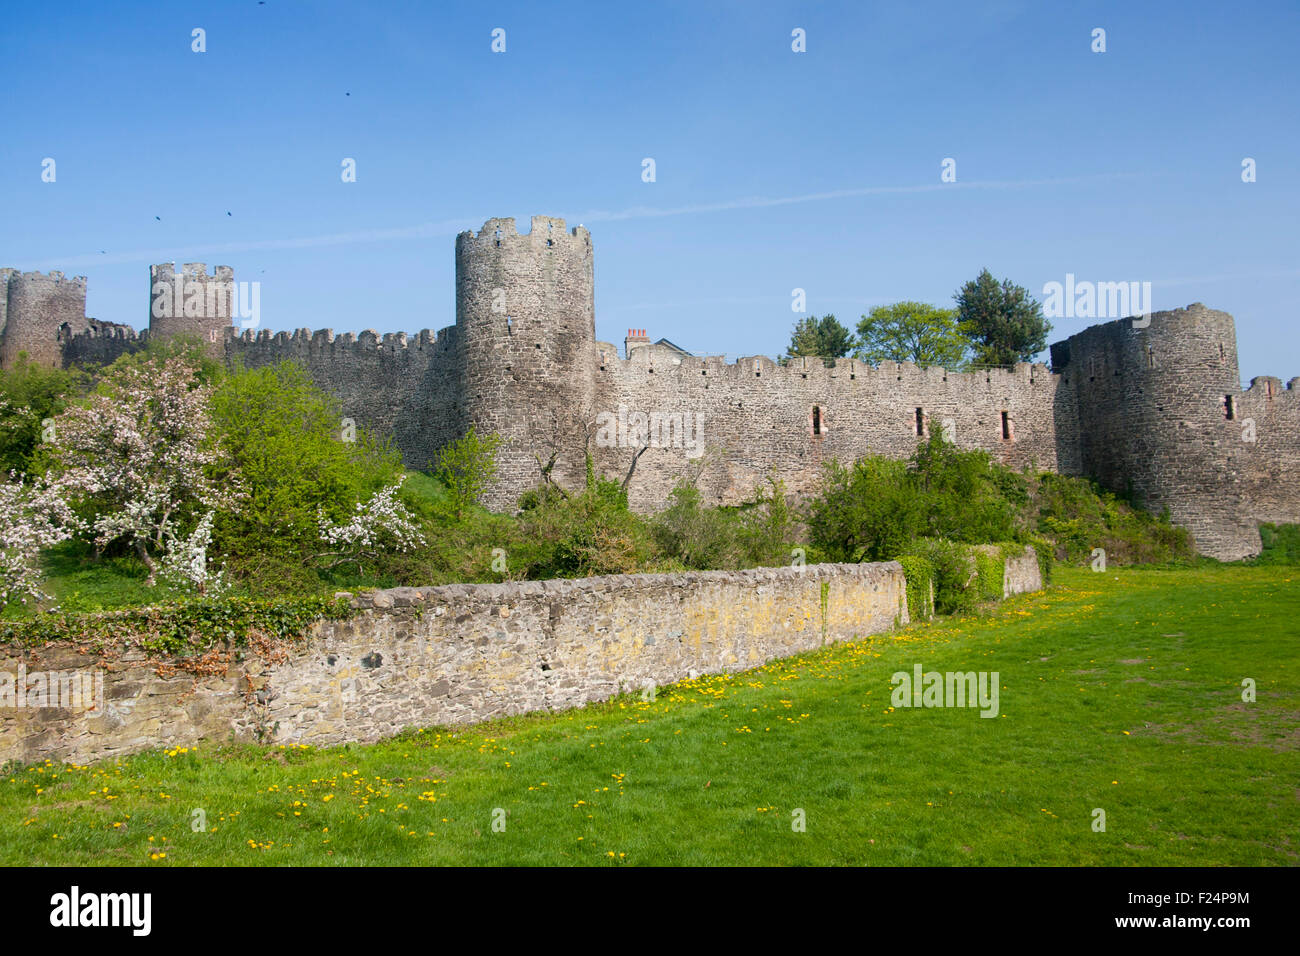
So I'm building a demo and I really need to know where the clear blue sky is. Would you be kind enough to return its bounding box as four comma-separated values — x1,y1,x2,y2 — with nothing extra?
3,1,1297,381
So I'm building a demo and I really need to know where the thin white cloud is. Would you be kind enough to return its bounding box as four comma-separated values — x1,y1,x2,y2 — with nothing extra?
29,172,1143,270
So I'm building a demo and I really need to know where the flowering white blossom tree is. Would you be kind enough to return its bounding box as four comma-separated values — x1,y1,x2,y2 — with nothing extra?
317,478,424,572
159,510,229,596
45,357,240,586
0,474,83,609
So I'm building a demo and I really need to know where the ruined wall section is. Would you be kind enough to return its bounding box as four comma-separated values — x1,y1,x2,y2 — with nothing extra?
225,326,463,472
456,216,597,508
1052,304,1262,560
0,271,89,368
592,342,1070,512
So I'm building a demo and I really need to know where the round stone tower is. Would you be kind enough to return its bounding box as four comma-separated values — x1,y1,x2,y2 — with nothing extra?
149,262,233,357
455,215,597,509
1055,303,1260,559
0,270,88,368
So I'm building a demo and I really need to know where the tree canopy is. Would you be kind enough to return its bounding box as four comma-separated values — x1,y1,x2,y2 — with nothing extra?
954,269,1051,368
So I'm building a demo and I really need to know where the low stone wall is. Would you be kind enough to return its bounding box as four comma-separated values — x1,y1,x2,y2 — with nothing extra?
1001,546,1043,597
1,556,1040,765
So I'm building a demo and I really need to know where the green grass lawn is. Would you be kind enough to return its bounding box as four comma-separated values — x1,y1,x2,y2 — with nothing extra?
2,564,1296,866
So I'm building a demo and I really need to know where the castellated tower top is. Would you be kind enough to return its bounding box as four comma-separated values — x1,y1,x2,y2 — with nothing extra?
457,215,592,248
0,269,90,367
148,262,235,356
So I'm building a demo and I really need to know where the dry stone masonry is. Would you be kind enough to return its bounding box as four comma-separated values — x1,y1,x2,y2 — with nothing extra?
0,552,1043,765
2,217,1296,558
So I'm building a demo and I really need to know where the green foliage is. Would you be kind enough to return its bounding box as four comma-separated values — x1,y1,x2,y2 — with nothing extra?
208,361,403,564
1033,473,1194,566
954,268,1051,368
894,553,933,620
903,539,977,615
432,426,501,520
651,477,797,571
855,301,968,369
973,549,1005,601
0,593,353,656
807,433,1020,563
134,334,224,385
908,431,1022,543
0,357,87,476
512,469,655,579
784,314,855,366
806,456,922,562
1253,523,1300,565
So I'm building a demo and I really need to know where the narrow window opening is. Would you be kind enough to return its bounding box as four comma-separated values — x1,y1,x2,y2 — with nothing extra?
812,406,822,436
506,317,512,335
1146,346,1154,368
1001,411,1011,440
915,408,924,436
1224,395,1234,420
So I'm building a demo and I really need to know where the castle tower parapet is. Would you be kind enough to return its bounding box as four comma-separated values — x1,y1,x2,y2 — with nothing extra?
149,262,234,356
0,269,89,368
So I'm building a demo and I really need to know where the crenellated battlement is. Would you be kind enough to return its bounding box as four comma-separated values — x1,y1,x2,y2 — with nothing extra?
1241,375,1300,399
599,344,1053,387
458,215,591,248
5,218,1297,562
226,324,458,353
6,270,88,289
150,262,234,281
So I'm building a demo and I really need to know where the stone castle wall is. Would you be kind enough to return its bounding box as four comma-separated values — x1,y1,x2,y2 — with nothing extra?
0,560,905,763
224,326,464,473
149,262,233,358
456,216,597,508
0,553,1042,765
592,345,1077,510
1,217,1296,559
1048,305,1298,560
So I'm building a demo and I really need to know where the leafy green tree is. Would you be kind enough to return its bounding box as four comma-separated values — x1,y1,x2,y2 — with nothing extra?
208,361,403,557
784,314,855,366
0,357,87,476
954,269,1051,368
806,457,924,562
433,426,502,520
907,431,1021,543
855,301,968,368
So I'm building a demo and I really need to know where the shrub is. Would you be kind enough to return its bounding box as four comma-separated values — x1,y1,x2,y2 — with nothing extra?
1032,473,1194,565
903,539,978,615
894,553,934,621
1255,523,1300,565
432,427,501,520
807,457,922,562
209,361,403,563
0,357,87,476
